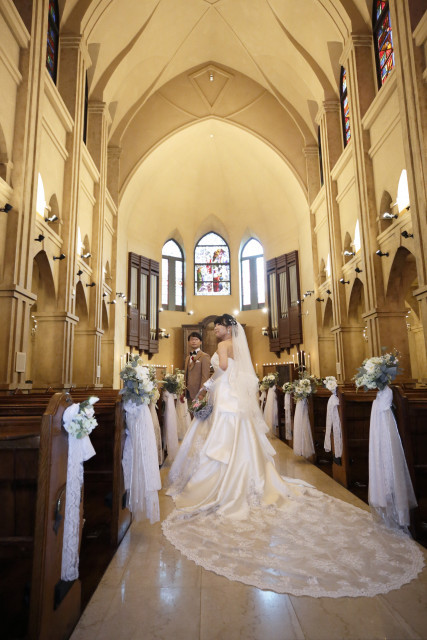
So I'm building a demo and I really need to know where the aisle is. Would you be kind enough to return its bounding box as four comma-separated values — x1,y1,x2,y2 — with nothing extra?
71,439,427,640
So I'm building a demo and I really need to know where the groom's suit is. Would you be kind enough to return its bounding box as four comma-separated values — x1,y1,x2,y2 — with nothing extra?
185,350,211,401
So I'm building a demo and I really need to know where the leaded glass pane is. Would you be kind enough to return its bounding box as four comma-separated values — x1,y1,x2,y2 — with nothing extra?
376,0,387,21
175,260,183,307
163,240,182,258
242,238,263,258
46,0,59,82
242,259,251,306
256,257,265,304
161,258,168,306
374,2,394,86
195,233,230,296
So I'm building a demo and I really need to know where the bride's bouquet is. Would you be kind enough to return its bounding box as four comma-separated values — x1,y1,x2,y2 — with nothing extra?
293,374,320,401
260,373,278,391
162,370,186,396
119,356,156,405
354,350,400,391
191,395,213,420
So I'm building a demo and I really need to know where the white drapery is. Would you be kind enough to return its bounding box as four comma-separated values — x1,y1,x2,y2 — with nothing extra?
263,386,278,436
61,434,95,581
149,400,163,465
122,401,161,523
284,392,292,440
369,386,417,529
163,390,179,461
293,398,315,458
324,390,342,458
259,390,266,408
176,397,192,440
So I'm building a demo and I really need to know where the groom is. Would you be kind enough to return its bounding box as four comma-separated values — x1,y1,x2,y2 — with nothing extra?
184,332,210,402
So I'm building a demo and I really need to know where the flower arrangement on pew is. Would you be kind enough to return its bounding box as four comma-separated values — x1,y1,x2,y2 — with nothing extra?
119,356,156,405
323,376,338,393
162,370,186,396
63,396,99,438
353,351,400,391
293,374,320,401
260,373,278,391
282,382,293,394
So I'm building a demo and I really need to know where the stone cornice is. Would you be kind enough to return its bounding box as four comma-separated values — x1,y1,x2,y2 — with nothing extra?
340,33,373,66
60,34,92,69
315,100,340,124
88,100,112,126
303,145,319,158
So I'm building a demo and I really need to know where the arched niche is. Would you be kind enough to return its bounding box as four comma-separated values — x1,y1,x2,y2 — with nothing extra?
318,296,335,377
47,194,61,233
378,190,394,233
348,277,365,325
323,297,333,331
73,281,92,384
343,231,353,263
345,278,368,380
0,122,9,182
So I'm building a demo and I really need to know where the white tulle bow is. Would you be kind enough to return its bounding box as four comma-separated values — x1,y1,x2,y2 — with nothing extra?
163,390,179,461
324,390,342,458
293,398,315,458
264,386,279,436
284,392,292,440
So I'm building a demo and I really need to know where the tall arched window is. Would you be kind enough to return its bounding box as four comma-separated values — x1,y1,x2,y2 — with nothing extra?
373,0,395,88
241,238,265,310
194,232,230,295
340,67,351,146
162,240,184,310
318,127,324,187
83,74,89,144
46,0,60,84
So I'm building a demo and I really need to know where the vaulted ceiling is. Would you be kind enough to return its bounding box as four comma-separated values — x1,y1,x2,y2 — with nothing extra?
59,0,372,204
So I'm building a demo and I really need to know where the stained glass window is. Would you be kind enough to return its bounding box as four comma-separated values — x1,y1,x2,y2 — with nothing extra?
194,232,230,296
340,67,351,146
46,0,59,84
373,0,394,88
162,240,184,310
241,238,265,310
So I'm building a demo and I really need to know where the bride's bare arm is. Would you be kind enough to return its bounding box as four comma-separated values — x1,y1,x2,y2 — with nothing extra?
217,341,229,371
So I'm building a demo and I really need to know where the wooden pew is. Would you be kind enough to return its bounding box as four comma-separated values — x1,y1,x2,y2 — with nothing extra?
0,393,82,640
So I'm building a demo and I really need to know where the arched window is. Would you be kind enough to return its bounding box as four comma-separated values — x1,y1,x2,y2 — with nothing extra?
46,0,60,84
241,238,265,310
194,232,230,296
373,0,395,88
318,127,324,187
162,240,184,310
340,67,351,146
83,74,89,144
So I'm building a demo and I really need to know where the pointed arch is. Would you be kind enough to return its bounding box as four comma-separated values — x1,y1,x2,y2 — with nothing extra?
194,232,230,296
240,238,265,310
162,239,184,311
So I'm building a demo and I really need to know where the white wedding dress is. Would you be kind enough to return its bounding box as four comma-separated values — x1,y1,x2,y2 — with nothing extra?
163,350,424,598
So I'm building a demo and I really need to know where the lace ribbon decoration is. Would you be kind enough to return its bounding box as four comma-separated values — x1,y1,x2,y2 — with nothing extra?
61,433,95,580
163,390,179,461
293,398,315,458
263,386,278,436
369,386,417,529
176,397,192,440
149,400,163,465
284,392,292,440
324,390,342,458
122,401,161,523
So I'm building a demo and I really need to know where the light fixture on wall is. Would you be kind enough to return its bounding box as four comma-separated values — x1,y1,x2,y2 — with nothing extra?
209,72,214,82
107,300,116,305
261,327,269,336
355,267,363,273
262,307,268,313
326,289,332,295
401,230,414,239
86,282,96,287
0,203,12,212
343,250,355,257
81,252,91,259
304,290,314,297
102,292,107,297
187,310,194,315
77,269,83,276
116,292,125,298
339,278,349,284
315,297,324,302
53,253,66,261
382,212,398,220
159,328,170,339
376,250,389,257
45,214,58,222
34,234,45,242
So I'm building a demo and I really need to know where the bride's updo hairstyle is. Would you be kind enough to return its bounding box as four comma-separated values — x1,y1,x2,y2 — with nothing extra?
213,313,237,327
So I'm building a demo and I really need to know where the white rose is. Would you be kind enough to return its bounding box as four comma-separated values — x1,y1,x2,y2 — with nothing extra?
63,403,80,427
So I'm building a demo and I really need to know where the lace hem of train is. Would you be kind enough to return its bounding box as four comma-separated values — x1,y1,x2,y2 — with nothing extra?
162,487,424,598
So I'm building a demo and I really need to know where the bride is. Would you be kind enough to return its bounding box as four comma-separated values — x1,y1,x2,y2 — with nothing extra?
162,314,423,597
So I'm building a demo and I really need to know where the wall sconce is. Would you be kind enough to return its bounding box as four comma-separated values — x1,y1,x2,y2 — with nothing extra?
261,327,269,336
382,212,398,220
343,250,355,257
34,234,45,242
159,328,170,339
81,252,91,259
86,282,96,287
45,214,58,222
326,289,331,295
315,297,324,302
304,290,314,297
209,72,214,82
187,310,194,315
401,230,413,239
77,269,83,276
339,278,349,284
376,250,389,257
262,307,268,313
116,292,125,298
53,253,66,260
102,292,107,297
0,203,12,212
355,267,363,273
107,300,116,305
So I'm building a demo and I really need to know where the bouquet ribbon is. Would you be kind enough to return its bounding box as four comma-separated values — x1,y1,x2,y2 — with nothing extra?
122,401,161,523
324,390,342,458
61,434,95,581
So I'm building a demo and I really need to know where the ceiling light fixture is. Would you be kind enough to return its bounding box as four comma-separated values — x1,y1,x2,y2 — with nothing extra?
0,203,12,212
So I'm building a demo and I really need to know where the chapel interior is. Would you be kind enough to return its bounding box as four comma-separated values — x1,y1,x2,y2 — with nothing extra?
1,0,427,639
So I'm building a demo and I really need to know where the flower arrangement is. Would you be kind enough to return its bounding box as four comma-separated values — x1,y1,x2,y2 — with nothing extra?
354,350,400,391
323,376,338,393
162,370,186,396
191,396,213,420
260,373,278,391
119,355,156,405
293,373,320,401
63,396,99,438
282,382,293,394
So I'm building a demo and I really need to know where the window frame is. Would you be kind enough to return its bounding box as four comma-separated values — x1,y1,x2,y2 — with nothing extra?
340,66,351,147
373,0,395,88
194,232,231,296
162,239,184,311
240,238,265,311
46,0,60,84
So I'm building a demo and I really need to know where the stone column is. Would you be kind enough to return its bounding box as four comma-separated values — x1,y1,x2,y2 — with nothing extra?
389,0,427,361
0,0,47,388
